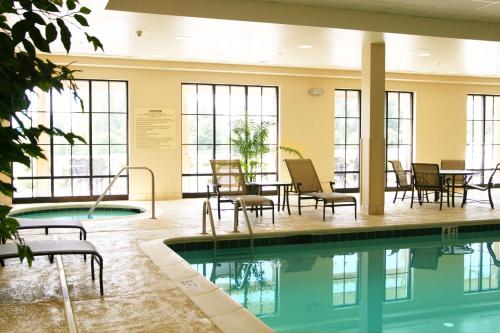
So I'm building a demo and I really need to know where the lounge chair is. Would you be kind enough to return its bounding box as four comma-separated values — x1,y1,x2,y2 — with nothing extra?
0,240,104,295
284,159,357,220
208,159,274,223
461,163,500,209
389,160,412,203
15,218,86,240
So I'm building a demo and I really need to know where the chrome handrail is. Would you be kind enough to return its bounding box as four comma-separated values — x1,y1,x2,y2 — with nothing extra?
233,197,254,248
88,166,155,219
201,199,217,248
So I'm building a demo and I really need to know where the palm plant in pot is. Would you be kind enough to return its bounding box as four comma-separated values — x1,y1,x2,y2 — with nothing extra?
231,116,303,182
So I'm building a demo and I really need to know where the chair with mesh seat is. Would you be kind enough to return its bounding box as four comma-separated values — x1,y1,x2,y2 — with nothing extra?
208,159,274,223
411,163,449,210
389,160,413,203
461,163,500,209
441,159,466,196
285,159,356,220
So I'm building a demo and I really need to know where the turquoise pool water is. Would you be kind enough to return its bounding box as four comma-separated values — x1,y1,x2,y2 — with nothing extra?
11,207,143,220
180,231,500,333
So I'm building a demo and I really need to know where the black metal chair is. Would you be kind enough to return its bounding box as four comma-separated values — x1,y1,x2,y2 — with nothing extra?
461,163,500,209
411,163,449,210
389,160,412,203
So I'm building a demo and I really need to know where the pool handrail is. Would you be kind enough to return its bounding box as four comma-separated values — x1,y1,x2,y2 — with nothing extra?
88,166,155,219
201,199,217,248
233,197,254,248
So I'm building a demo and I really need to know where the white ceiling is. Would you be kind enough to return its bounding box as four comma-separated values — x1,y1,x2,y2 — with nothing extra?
50,0,500,77
252,0,500,23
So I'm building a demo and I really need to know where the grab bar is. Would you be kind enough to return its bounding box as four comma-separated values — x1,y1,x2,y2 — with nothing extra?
233,197,254,248
201,199,217,248
88,166,155,219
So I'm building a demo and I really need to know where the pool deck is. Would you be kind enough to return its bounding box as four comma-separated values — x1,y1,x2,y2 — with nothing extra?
2,190,500,332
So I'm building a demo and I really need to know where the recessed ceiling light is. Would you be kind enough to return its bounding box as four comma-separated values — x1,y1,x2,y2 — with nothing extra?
175,36,191,40
447,71,458,74
443,322,454,328
298,45,313,49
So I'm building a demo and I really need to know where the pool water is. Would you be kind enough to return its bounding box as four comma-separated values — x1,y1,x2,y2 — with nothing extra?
11,207,143,220
179,231,500,333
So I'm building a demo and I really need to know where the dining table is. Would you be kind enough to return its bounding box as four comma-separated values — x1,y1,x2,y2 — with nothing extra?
439,169,476,207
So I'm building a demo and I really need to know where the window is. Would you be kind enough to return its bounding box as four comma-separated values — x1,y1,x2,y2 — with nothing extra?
332,253,359,307
385,249,411,301
385,91,414,188
334,89,361,191
181,84,279,195
464,242,500,292
334,90,414,191
466,95,500,185
13,80,128,202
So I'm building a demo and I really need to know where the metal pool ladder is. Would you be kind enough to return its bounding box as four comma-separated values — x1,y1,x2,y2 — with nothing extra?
202,199,217,248
88,166,156,219
233,197,254,248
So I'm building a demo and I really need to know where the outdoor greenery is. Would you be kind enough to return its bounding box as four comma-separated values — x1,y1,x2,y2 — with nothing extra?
231,116,303,182
0,0,102,265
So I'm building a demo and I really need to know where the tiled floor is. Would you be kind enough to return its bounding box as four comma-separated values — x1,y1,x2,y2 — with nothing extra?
2,190,500,332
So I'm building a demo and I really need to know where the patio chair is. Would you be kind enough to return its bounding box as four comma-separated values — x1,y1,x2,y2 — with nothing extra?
208,159,274,223
441,159,466,195
411,163,449,210
461,163,500,209
0,239,104,295
389,160,412,203
284,159,356,221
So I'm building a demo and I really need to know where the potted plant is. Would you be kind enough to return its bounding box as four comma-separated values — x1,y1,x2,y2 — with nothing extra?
0,0,102,265
231,115,303,182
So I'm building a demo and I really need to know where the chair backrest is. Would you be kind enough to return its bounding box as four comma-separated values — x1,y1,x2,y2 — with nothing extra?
284,159,322,193
411,247,441,270
210,160,247,195
412,163,441,189
441,159,465,170
389,160,409,187
441,159,465,183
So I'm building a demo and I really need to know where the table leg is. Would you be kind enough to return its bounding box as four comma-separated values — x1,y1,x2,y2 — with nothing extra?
277,185,281,212
286,185,291,215
451,175,456,207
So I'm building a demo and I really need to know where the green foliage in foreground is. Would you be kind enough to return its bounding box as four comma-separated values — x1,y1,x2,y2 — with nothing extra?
0,0,102,266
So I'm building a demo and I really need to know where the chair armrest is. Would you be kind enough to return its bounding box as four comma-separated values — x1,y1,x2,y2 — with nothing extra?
329,181,336,192
295,182,303,194
207,183,221,195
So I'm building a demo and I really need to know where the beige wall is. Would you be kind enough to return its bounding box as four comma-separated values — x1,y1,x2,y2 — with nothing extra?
48,56,500,200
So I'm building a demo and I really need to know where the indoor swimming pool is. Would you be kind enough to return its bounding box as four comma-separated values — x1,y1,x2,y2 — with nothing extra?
178,230,500,332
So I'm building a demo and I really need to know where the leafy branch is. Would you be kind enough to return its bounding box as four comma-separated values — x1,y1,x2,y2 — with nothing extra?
0,0,102,266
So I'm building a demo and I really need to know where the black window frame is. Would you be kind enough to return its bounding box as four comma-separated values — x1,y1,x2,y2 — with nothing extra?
12,79,129,204
334,89,361,192
466,94,500,186
181,83,280,197
385,91,414,190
